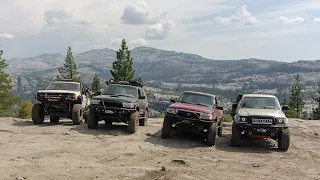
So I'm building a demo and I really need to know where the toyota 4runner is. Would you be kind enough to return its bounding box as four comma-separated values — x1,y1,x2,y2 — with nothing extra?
32,79,92,125
86,81,148,133
161,91,224,146
231,94,290,151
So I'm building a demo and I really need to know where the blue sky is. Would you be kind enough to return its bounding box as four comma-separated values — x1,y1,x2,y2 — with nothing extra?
0,0,319,62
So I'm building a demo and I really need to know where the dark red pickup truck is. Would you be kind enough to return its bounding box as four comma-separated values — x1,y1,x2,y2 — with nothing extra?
161,91,224,146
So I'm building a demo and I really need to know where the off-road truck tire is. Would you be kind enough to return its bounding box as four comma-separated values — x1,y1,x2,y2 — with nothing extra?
87,109,98,129
231,123,241,147
161,116,172,138
139,110,148,126
50,116,59,123
278,129,290,151
206,123,217,146
72,104,83,125
32,103,45,125
128,112,139,133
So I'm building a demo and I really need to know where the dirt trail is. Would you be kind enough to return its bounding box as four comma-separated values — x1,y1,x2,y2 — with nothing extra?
0,118,319,180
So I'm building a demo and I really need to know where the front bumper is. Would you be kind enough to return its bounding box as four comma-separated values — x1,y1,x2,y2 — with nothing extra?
165,113,214,134
89,105,137,122
235,123,288,137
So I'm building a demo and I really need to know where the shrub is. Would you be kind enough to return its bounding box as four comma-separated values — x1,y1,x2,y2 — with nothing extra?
18,99,33,119
223,114,233,122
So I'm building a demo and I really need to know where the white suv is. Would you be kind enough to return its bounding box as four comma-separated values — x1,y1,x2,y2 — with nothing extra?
32,79,92,125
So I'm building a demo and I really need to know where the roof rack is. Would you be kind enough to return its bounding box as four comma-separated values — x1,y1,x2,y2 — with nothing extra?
108,80,143,87
54,78,75,82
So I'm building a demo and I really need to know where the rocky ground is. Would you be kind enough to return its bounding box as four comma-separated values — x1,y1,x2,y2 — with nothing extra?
0,118,319,180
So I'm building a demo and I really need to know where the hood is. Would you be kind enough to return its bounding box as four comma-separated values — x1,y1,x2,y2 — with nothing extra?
170,102,212,114
93,95,137,103
37,90,78,94
238,108,286,118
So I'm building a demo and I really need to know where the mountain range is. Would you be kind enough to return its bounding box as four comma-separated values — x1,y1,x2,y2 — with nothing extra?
6,46,320,111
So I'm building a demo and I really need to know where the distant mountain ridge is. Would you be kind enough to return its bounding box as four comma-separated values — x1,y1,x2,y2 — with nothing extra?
6,46,320,111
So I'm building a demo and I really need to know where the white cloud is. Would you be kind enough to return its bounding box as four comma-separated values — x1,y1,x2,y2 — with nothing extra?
44,9,91,27
214,5,259,25
120,1,166,25
277,16,304,24
129,38,147,46
313,18,320,24
0,33,14,39
145,21,175,40
108,39,122,46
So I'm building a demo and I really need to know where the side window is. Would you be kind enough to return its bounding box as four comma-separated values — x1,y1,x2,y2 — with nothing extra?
138,89,142,97
215,97,218,106
138,88,146,97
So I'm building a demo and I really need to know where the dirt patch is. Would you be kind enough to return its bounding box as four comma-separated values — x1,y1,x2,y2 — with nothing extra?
0,118,319,180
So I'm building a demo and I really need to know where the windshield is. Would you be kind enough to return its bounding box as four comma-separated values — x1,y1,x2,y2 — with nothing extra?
46,82,80,91
178,92,213,107
239,96,281,110
104,84,138,98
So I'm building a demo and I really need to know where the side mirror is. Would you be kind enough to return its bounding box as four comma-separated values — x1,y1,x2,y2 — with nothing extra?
216,106,224,111
170,99,176,103
232,103,238,110
139,95,146,99
282,105,289,111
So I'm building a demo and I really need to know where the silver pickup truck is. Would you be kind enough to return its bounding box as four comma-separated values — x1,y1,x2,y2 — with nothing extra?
231,94,290,151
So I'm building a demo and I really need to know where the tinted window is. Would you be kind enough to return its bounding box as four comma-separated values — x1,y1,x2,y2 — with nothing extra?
104,84,138,98
239,96,281,110
46,82,80,91
178,92,213,107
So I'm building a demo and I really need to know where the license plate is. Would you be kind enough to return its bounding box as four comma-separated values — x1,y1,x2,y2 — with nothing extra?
48,99,58,101
257,128,268,133
105,110,114,114
252,118,273,124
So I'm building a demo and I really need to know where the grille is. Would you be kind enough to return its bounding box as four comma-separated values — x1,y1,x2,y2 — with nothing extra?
39,93,71,98
177,110,200,119
248,116,275,124
102,101,123,108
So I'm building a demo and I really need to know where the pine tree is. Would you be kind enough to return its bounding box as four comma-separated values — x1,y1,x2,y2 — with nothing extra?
288,74,305,118
57,47,80,82
0,50,17,117
311,82,320,120
91,73,101,96
109,39,141,82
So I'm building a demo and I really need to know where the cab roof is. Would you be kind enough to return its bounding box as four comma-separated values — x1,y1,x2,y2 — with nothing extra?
183,91,216,97
242,94,277,98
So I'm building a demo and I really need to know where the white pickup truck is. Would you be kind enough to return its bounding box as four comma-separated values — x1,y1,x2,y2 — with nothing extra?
231,94,290,151
32,79,92,125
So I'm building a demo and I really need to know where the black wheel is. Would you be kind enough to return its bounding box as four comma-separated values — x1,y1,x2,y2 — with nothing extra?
128,112,139,133
278,129,290,151
217,122,223,137
231,123,241,147
87,108,98,129
50,116,59,123
32,103,44,125
161,116,172,138
72,104,83,125
139,110,148,126
206,123,217,146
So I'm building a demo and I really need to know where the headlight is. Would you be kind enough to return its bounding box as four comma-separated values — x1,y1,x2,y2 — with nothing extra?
166,108,177,114
123,103,135,108
277,117,288,124
200,113,213,120
91,99,101,105
237,116,247,123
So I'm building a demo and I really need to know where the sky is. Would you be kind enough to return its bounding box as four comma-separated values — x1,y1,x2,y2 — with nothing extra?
0,0,320,62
